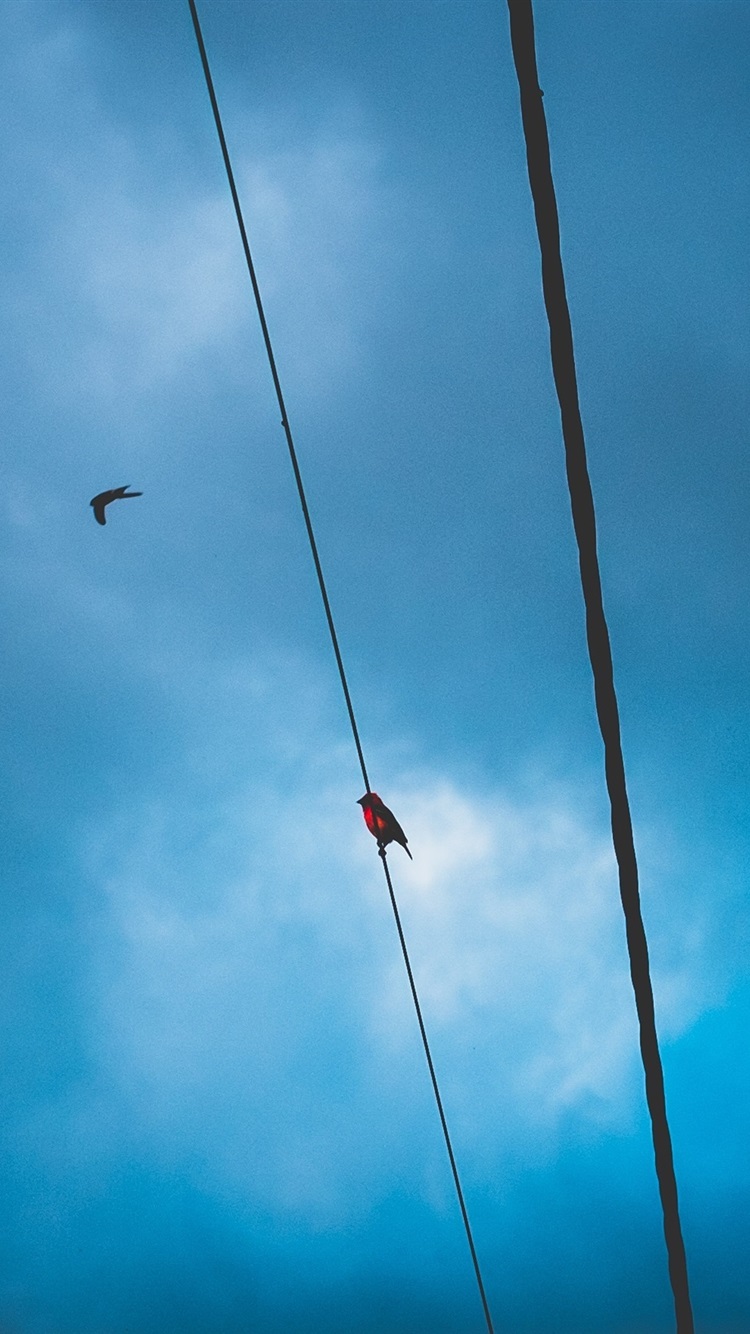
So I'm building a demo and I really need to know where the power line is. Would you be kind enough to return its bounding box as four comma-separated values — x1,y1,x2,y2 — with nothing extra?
379,845,496,1334
186,4,495,1329
505,4,694,1331
186,0,369,795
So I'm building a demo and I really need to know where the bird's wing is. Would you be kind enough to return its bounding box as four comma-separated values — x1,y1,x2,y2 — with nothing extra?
390,817,409,844
373,799,396,823
90,487,143,524
377,802,408,845
91,497,108,525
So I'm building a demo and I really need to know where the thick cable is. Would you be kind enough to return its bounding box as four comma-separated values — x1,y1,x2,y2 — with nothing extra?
187,4,495,1328
505,4,694,1331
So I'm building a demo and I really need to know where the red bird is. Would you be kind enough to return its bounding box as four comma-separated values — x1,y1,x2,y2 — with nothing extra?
357,792,412,859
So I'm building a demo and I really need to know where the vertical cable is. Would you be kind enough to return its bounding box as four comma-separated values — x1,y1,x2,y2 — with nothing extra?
505,4,694,1331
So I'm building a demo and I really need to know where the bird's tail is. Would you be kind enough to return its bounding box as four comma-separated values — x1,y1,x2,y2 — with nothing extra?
405,846,413,860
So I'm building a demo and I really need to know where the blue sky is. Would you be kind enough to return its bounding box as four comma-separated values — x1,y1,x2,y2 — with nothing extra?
1,0,748,1330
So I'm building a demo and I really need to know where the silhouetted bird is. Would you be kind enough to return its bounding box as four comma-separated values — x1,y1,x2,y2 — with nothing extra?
90,486,143,526
358,792,413,859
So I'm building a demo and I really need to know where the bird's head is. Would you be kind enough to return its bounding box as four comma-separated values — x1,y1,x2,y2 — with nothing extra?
357,792,379,806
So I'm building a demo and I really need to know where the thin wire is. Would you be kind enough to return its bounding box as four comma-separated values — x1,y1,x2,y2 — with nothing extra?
505,4,694,1332
378,845,496,1334
187,0,369,794
187,5,495,1329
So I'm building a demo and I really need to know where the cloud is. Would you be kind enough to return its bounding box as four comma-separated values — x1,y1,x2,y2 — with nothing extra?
231,126,399,397
2,3,400,413
353,779,710,1142
0,491,710,1227
52,647,716,1233
69,185,248,395
45,127,393,404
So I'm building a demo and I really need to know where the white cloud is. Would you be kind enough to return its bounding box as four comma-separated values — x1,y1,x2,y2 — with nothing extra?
0,3,726,1232
70,183,248,394
69,670,716,1225
360,782,647,1130
233,129,398,396
3,5,399,409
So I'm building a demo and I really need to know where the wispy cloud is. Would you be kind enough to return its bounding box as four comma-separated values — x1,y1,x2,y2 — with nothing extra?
58,647,716,1229
2,4,400,413
0,477,714,1214
232,126,400,397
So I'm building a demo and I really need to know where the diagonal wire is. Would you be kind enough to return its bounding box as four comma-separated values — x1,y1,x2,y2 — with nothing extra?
378,845,496,1334
505,3,694,1331
187,0,369,795
186,3,495,1329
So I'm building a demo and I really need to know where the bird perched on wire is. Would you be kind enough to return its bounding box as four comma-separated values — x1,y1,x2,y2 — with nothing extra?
357,792,413,859
90,485,143,526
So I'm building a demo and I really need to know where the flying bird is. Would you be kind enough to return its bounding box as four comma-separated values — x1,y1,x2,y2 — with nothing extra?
90,485,143,526
357,792,413,859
